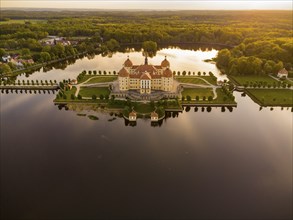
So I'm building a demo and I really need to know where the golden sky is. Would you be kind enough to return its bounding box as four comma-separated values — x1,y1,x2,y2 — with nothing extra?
1,1,292,10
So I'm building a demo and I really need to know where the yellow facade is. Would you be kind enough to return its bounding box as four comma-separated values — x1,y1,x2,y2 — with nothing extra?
118,57,173,94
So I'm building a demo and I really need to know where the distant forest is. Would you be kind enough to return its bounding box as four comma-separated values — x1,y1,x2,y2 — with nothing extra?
0,10,292,76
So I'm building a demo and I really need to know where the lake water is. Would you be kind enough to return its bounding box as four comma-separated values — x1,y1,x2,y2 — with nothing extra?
17,47,227,82
1,47,292,220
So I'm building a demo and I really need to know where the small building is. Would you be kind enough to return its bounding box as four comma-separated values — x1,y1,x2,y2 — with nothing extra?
151,112,159,122
2,55,11,62
217,80,224,86
129,111,137,122
277,68,288,78
10,59,24,68
18,59,34,65
70,79,78,85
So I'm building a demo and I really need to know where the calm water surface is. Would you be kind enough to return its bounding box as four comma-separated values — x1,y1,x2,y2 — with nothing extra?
17,47,226,82
1,48,292,220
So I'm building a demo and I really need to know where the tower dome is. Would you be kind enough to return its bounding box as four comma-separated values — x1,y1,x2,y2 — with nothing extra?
124,56,133,67
161,56,170,68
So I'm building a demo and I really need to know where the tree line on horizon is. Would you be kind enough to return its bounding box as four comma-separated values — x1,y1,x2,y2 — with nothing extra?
0,10,292,76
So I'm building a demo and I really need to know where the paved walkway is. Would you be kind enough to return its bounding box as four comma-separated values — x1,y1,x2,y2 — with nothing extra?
268,74,280,81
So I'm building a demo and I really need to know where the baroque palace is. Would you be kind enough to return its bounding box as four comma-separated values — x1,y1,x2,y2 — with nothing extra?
118,56,173,94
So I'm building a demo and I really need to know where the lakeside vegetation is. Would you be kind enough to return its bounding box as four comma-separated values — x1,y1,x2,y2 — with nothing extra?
1,10,292,77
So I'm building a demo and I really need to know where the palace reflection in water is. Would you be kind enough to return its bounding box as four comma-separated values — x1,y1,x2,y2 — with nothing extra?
1,46,292,220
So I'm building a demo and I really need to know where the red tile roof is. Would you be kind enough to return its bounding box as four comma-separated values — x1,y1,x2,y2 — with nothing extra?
278,68,288,75
140,73,151,80
119,57,173,80
163,68,173,77
118,67,129,77
129,111,137,117
133,64,157,74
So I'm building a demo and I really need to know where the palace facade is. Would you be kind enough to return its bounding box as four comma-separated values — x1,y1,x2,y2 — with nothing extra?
118,56,173,94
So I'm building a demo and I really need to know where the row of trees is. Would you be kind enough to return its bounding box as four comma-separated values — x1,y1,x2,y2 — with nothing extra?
0,79,57,86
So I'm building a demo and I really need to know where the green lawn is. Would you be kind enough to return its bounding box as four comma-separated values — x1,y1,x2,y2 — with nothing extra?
182,88,236,104
175,76,217,85
79,87,110,97
176,77,209,85
55,86,77,101
182,88,214,99
229,75,279,86
246,89,293,106
133,103,155,114
85,76,117,84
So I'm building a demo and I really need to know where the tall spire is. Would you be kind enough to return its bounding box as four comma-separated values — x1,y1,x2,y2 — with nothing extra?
145,56,148,65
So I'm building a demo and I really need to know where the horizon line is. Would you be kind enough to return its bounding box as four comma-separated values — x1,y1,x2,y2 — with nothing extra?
1,7,292,11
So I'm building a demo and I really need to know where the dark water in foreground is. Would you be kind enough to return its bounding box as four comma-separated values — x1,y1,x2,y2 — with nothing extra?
0,91,292,220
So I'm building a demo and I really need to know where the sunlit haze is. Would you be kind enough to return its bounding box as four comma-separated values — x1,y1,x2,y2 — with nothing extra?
1,0,292,10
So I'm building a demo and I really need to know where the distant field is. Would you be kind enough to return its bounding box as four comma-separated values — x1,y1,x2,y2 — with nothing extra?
246,89,293,106
79,87,110,97
229,75,279,86
0,19,47,25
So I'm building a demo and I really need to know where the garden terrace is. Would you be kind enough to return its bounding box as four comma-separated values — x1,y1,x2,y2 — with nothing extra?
84,76,118,84
78,87,110,98
246,89,293,107
228,75,279,87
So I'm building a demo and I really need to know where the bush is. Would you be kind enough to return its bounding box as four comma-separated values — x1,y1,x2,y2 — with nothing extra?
208,96,213,101
71,94,75,100
92,94,97,100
